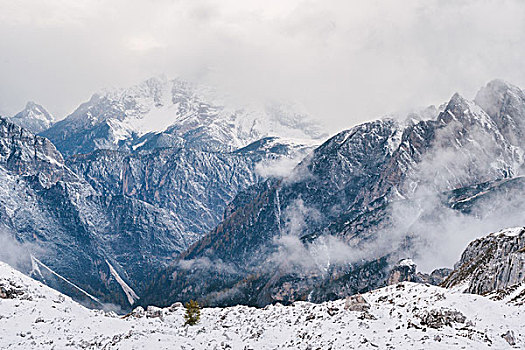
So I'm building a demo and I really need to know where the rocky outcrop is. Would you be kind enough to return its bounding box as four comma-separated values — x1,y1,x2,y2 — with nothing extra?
344,294,370,311
387,259,451,286
415,309,466,329
442,227,525,295
0,116,69,186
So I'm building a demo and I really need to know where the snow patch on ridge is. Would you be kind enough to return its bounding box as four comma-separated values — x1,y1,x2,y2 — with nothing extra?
398,258,416,267
490,227,524,237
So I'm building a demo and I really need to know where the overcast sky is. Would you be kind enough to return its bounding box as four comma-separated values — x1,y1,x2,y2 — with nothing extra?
1,0,524,132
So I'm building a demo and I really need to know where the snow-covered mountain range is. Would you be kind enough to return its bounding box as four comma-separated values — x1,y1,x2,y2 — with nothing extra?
0,77,327,309
141,79,525,308
40,77,327,156
0,114,315,309
1,227,523,349
1,77,525,319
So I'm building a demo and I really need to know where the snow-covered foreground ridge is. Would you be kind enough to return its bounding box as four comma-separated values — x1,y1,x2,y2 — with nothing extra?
1,262,523,349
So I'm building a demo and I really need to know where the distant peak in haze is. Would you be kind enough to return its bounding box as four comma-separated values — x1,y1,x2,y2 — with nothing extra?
10,101,54,133
475,78,525,115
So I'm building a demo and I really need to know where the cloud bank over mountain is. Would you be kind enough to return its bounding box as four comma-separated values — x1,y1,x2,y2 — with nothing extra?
1,0,525,132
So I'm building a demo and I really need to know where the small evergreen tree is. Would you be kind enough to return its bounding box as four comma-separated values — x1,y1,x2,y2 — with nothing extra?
183,299,201,326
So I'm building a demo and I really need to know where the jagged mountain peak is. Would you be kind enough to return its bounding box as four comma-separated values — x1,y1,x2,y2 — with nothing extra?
99,75,172,109
22,100,51,114
476,78,522,99
10,101,54,134
437,92,491,125
473,79,525,147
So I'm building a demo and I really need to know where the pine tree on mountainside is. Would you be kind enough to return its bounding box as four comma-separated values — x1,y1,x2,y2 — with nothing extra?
184,300,201,326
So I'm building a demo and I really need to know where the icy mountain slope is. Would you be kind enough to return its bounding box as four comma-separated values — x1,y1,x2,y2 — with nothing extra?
0,261,523,350
9,101,55,134
40,77,327,156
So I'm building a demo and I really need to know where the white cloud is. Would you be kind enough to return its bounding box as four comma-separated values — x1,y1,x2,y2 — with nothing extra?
0,0,524,133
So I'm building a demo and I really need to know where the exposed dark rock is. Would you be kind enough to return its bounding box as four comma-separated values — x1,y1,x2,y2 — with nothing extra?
416,309,466,329
501,330,516,346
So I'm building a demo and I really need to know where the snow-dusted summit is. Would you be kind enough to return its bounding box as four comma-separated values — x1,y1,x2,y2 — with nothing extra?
41,77,327,156
10,101,54,133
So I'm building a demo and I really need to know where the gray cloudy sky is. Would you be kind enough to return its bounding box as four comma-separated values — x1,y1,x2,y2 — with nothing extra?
0,0,524,132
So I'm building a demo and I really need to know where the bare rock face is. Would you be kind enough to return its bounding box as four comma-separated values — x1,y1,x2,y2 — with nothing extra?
168,302,184,312
0,117,68,187
442,227,525,295
146,306,164,319
0,279,28,300
387,259,417,285
129,306,145,318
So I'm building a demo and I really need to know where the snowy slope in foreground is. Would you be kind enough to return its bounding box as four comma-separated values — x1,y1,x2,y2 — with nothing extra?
0,262,523,349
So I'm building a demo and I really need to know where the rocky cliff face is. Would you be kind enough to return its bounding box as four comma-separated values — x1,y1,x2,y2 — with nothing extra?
442,227,525,295
139,80,525,308
0,116,64,184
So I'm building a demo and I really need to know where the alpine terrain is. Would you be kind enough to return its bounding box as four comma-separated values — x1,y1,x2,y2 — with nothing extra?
1,227,523,349
140,79,525,308
0,77,327,310
1,78,525,349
